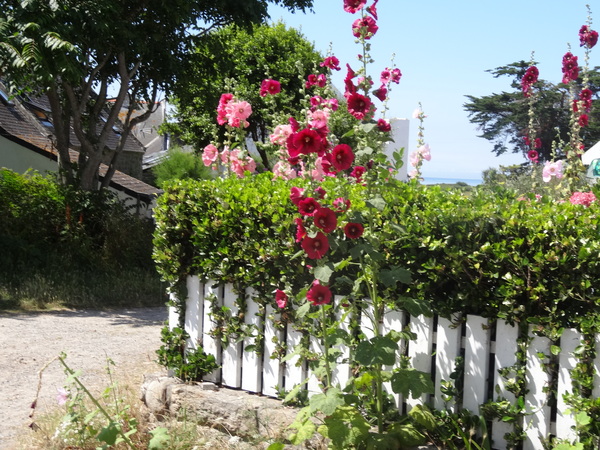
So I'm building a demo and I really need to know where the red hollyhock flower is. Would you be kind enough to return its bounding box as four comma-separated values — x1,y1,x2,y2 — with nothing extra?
301,232,329,259
260,79,281,97
306,280,332,306
390,68,402,84
275,289,288,309
373,84,388,102
350,165,366,182
343,0,366,14
292,128,324,156
333,197,351,212
352,16,379,40
347,93,373,120
579,114,589,127
377,118,391,132
344,222,364,239
366,0,378,19
579,25,599,49
314,187,327,199
527,150,539,163
298,197,320,216
294,218,306,243
534,138,542,149
313,207,338,233
290,186,305,205
562,53,579,84
521,66,539,96
332,144,355,171
320,56,341,71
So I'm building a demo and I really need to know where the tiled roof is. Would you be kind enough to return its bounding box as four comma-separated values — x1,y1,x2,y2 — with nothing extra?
0,84,161,203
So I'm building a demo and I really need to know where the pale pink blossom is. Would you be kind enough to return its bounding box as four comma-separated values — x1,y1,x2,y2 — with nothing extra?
272,160,298,180
408,169,419,179
418,144,431,161
308,109,330,129
225,100,252,128
542,160,564,182
270,124,293,146
409,151,420,167
56,387,68,406
202,144,219,166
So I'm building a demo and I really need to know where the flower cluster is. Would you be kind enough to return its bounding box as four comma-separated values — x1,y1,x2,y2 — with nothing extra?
561,52,579,84
216,93,252,128
408,106,431,179
579,24,599,49
542,160,564,182
569,190,597,206
521,65,539,96
202,144,257,177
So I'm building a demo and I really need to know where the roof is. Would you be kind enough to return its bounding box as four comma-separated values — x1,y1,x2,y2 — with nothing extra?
0,83,161,203
582,141,600,165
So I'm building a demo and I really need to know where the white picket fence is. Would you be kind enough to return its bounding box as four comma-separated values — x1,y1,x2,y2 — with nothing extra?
169,276,600,450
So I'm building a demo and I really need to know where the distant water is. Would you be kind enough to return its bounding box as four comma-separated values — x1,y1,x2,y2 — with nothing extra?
423,177,482,186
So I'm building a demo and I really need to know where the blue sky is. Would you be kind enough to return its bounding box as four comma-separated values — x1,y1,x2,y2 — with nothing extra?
267,0,598,180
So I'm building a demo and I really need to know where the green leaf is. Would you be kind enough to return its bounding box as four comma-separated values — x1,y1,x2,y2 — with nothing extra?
550,345,561,356
319,406,370,448
408,404,437,431
379,266,412,288
355,336,397,366
148,427,170,449
266,443,285,450
390,368,434,399
387,423,426,447
295,301,311,319
309,387,344,415
289,407,317,445
396,296,432,317
366,195,386,211
97,423,119,445
314,263,334,283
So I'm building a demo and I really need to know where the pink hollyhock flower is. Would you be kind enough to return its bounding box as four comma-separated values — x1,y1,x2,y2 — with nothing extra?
287,128,324,157
344,64,357,97
260,79,281,97
380,68,391,84
542,160,564,182
366,0,378,19
332,144,355,171
270,124,293,146
333,197,351,212
570,191,596,206
290,186,305,205
377,118,391,132
409,151,420,167
343,0,366,14
275,289,288,308
310,95,324,108
534,138,542,149
310,157,328,181
390,68,402,84
314,186,327,199
352,16,379,40
294,217,307,243
313,207,337,233
216,93,234,125
579,25,599,49
298,197,320,216
350,165,366,182
373,84,388,102
308,109,330,130
289,116,300,132
306,280,332,306
418,144,431,161
344,222,364,239
347,93,373,120
56,387,68,406
320,55,341,71
301,233,329,260
225,100,252,128
527,149,539,163
305,74,318,88
521,66,539,96
272,161,297,180
326,98,339,111
243,156,256,174
579,114,589,127
202,144,219,166
408,169,419,179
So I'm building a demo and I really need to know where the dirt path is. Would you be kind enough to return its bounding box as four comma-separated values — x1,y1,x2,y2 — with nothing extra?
0,307,167,449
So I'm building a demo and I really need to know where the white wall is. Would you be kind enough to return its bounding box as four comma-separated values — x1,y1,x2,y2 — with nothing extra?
383,118,409,181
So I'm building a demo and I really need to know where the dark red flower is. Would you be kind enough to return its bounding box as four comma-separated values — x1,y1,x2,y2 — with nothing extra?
373,84,388,102
580,25,599,49
320,56,341,71
521,66,539,96
332,144,355,171
527,150,539,163
294,218,306,243
290,186,305,205
333,197,351,212
313,207,338,233
579,114,589,127
301,233,329,259
350,165,366,182
344,222,364,239
347,93,373,120
306,280,332,306
343,0,366,14
298,197,320,216
314,187,327,199
352,16,379,40
562,53,579,84
275,289,288,308
260,79,281,97
287,128,324,157
366,0,378,19
377,118,391,132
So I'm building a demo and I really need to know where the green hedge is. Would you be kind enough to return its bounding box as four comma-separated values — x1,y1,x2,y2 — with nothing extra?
153,174,600,329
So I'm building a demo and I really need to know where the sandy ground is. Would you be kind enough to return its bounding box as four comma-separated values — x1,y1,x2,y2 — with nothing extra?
0,307,167,449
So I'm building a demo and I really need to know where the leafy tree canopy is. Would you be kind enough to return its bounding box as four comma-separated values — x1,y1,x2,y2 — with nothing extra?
0,0,313,190
167,21,327,169
464,61,600,163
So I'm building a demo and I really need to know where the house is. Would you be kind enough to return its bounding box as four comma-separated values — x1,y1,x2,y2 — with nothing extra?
0,82,162,216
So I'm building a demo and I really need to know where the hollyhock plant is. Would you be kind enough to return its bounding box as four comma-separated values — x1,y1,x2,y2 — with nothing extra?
344,222,364,239
347,92,373,120
390,68,402,84
542,160,564,182
343,0,366,14
320,55,341,71
314,207,338,233
301,232,330,259
580,24,599,48
225,100,252,128
521,65,539,96
352,16,379,40
275,289,289,308
306,280,332,306
332,144,355,171
260,78,281,97
561,52,579,84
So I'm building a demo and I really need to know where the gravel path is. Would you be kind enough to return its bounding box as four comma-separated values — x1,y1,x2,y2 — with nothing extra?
0,307,167,449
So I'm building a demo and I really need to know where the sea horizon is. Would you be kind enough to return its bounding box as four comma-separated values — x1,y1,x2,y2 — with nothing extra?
422,177,483,186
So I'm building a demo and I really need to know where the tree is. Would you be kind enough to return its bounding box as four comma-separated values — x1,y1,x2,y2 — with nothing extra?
167,21,329,170
0,0,313,190
464,61,600,163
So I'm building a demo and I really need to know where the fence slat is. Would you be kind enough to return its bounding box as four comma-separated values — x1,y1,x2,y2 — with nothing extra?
593,334,600,399
434,315,462,411
492,319,519,450
262,305,283,397
555,328,580,441
332,297,351,390
382,309,405,408
241,288,262,393
203,281,222,383
221,284,242,388
523,330,551,450
184,275,203,349
407,314,434,409
285,323,305,392
463,315,490,414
